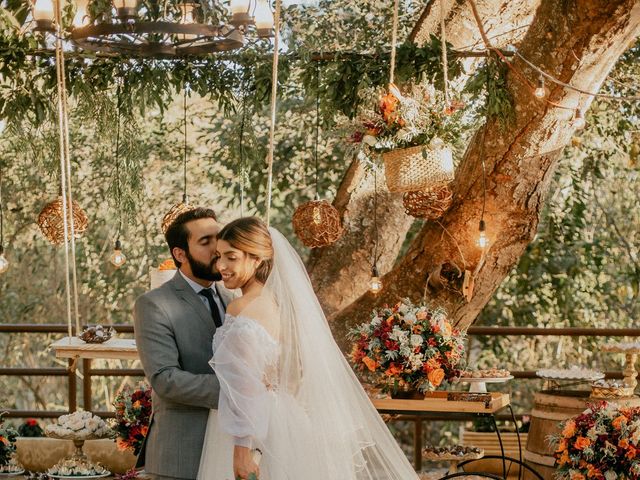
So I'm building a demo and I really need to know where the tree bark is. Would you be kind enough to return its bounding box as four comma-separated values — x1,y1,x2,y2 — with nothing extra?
308,0,542,317
329,0,640,350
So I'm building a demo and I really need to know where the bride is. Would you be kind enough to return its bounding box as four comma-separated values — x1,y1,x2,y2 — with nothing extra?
197,217,419,480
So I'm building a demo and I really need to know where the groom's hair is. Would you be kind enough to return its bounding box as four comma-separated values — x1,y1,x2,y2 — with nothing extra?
165,207,217,268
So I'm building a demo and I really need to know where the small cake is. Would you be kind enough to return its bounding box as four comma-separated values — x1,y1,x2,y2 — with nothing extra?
150,258,177,290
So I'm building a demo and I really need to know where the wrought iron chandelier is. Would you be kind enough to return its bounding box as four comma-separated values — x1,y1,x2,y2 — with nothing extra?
32,0,275,57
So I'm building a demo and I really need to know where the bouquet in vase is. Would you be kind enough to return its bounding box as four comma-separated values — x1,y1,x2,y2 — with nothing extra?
0,412,22,474
552,401,640,480
348,299,465,394
112,384,152,455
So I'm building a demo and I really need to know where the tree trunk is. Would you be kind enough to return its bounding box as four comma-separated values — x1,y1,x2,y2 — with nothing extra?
308,0,542,317
329,0,640,350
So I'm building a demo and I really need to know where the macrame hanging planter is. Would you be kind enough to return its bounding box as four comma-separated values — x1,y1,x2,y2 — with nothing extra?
292,63,343,248
383,139,454,193
403,184,453,219
382,0,455,194
161,88,195,235
38,197,89,245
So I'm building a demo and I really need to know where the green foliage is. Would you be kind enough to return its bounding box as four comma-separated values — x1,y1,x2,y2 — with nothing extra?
464,54,514,128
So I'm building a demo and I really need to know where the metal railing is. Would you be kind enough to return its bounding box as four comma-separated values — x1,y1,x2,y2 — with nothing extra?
1,324,639,419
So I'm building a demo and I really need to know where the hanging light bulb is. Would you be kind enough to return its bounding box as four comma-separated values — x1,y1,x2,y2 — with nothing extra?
109,239,127,268
113,0,139,20
369,265,382,294
32,0,55,31
312,205,322,225
0,246,8,275
534,75,546,99
254,0,274,38
476,219,489,249
229,0,252,26
573,109,586,130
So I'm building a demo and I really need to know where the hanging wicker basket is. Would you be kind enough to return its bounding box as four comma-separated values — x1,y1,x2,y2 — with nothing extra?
403,185,453,220
161,202,195,235
37,197,89,245
292,199,344,248
382,143,454,193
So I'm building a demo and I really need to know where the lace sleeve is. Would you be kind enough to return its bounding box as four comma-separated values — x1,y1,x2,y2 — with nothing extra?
210,317,278,448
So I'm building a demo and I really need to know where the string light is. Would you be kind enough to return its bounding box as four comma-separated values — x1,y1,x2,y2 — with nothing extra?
109,239,127,268
573,109,586,130
476,219,488,249
534,75,546,99
369,265,382,294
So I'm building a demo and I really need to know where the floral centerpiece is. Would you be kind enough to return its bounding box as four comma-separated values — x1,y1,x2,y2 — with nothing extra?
17,418,44,437
348,299,465,395
338,83,465,156
112,384,152,455
0,413,22,474
552,401,640,479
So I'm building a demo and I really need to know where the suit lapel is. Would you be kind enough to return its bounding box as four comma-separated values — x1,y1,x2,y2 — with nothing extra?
170,271,216,332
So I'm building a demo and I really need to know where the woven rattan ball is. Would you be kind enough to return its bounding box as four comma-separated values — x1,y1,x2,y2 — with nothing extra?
403,185,453,219
37,197,89,245
161,202,196,235
292,200,344,248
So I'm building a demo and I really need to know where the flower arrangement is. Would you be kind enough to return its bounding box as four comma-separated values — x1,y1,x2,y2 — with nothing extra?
348,299,465,393
45,410,112,440
158,259,176,271
338,83,466,156
552,401,640,480
112,384,152,455
47,458,109,477
18,418,44,437
0,413,19,471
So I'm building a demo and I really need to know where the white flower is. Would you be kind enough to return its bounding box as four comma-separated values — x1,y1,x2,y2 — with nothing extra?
605,471,617,480
410,334,424,347
404,312,417,324
371,316,382,327
363,135,377,146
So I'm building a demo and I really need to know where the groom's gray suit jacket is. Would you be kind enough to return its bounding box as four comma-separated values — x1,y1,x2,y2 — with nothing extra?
134,272,233,479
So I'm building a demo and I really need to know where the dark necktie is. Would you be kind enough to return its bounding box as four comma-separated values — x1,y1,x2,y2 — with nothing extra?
199,288,223,328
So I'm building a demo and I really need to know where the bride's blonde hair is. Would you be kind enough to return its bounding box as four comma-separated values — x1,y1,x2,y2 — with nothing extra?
217,217,274,283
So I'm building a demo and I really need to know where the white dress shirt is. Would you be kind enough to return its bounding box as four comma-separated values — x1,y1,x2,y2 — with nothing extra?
179,270,226,321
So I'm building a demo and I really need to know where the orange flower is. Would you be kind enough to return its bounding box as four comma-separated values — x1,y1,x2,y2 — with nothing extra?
586,464,601,478
557,450,570,465
133,400,142,409
626,445,637,459
613,415,628,430
562,420,576,438
158,259,176,271
416,311,427,320
362,356,378,372
412,325,424,334
555,439,568,453
384,364,403,376
386,316,394,325
442,322,452,336
116,438,130,451
140,425,149,437
620,438,630,449
570,473,585,480
427,368,445,387
574,436,591,450
0,436,7,446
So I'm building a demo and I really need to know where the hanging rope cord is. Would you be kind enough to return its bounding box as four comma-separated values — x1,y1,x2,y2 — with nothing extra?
183,86,189,203
264,0,282,227
314,61,321,200
440,0,449,104
53,0,79,339
388,0,400,85
239,69,250,216
0,160,4,247
115,81,123,238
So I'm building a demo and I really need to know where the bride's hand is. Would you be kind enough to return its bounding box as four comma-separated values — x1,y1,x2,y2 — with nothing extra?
233,445,260,480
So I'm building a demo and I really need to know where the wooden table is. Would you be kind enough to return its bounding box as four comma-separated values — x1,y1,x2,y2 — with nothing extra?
372,392,532,479
51,337,140,411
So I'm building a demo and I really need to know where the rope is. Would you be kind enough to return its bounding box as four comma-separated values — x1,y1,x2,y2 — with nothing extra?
53,0,74,340
389,0,400,85
115,81,122,237
0,160,4,248
239,73,249,216
183,86,189,203
440,0,449,104
314,62,320,200
265,0,282,227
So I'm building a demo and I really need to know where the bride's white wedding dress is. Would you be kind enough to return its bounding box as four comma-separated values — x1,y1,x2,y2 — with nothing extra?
197,228,419,480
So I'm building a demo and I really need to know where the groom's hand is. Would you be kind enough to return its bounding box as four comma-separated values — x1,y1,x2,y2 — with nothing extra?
233,445,260,480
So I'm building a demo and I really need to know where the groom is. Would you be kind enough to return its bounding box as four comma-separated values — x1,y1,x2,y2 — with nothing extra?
134,207,233,480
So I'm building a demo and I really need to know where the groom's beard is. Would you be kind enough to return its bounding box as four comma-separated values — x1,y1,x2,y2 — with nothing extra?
185,251,222,282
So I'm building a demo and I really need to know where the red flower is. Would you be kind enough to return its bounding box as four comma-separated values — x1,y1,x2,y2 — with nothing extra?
26,419,37,427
